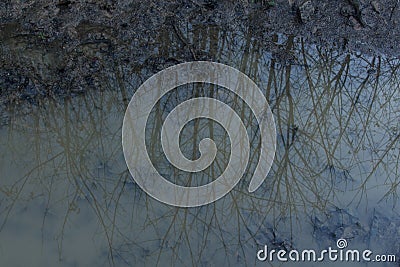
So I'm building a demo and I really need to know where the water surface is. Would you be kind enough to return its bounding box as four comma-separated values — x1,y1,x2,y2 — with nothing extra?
1,22,399,266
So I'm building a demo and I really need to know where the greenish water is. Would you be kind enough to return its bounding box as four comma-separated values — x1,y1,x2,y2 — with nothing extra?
0,24,399,266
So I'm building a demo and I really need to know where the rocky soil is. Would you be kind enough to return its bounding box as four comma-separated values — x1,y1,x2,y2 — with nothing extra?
0,0,399,105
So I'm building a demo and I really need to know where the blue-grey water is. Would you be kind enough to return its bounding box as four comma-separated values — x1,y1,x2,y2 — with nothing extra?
0,24,399,266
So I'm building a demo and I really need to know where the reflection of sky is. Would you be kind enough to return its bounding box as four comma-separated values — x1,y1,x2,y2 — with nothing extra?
0,33,399,266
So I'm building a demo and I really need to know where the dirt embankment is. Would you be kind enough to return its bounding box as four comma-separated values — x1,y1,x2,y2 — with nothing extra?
260,0,400,56
0,0,399,105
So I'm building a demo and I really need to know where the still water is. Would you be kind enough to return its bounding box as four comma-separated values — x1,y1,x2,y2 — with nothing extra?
0,22,399,266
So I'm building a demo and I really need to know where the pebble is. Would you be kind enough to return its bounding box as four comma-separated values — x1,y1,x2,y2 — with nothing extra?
349,16,362,30
371,0,381,13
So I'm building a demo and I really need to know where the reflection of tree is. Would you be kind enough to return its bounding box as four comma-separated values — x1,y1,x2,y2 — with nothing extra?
0,21,399,266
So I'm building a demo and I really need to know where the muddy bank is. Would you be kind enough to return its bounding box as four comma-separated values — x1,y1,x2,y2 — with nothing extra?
254,0,400,56
0,0,399,104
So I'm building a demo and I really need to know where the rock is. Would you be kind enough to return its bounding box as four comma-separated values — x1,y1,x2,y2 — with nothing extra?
299,0,315,23
347,0,366,26
371,1,381,13
349,16,362,30
312,208,368,247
